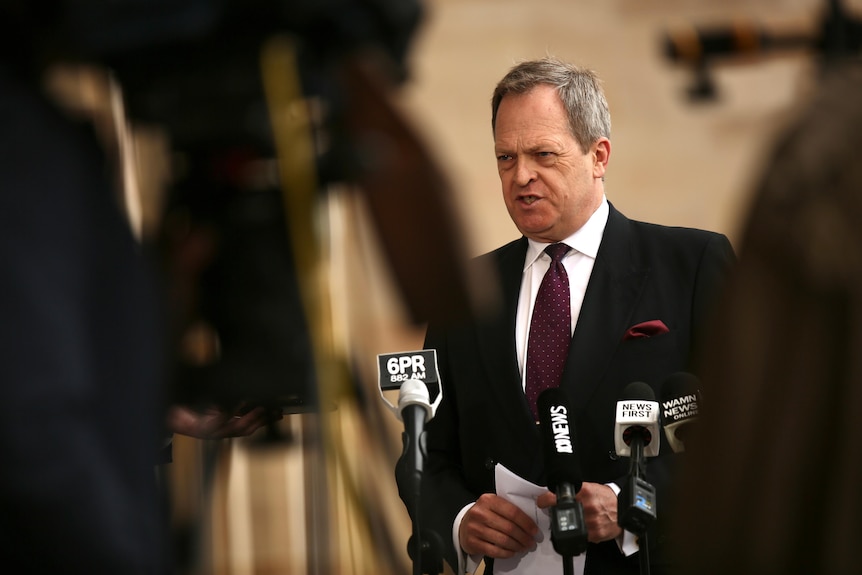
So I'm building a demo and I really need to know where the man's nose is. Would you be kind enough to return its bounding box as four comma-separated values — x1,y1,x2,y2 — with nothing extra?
513,156,537,186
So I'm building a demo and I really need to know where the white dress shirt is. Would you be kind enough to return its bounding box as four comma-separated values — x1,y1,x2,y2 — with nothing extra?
515,197,608,389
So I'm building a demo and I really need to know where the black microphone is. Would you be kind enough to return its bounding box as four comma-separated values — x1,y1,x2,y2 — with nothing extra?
537,387,588,558
378,349,443,492
614,381,659,535
660,372,702,454
378,350,443,575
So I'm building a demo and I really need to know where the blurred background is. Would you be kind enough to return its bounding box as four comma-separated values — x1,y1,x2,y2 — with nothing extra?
404,0,829,256
9,0,861,573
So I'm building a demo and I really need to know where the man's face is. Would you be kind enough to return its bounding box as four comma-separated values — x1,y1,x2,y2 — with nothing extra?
494,84,609,243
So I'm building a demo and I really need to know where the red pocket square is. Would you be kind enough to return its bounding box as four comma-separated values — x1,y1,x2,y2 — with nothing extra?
623,320,670,340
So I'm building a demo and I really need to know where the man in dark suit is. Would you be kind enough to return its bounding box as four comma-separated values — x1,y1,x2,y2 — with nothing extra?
396,57,735,574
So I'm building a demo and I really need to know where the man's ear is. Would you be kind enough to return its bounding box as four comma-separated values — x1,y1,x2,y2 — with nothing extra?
593,137,611,178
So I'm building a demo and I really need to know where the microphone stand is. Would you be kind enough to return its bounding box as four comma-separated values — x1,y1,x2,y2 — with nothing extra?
618,438,655,575
402,404,443,575
633,440,650,575
563,555,574,575
632,461,651,575
549,482,587,575
383,367,445,575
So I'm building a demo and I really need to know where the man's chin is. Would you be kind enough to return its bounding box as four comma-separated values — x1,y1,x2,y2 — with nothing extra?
513,217,554,239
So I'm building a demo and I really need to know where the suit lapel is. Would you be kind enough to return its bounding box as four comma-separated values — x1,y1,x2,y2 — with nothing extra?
474,238,537,427
564,204,648,407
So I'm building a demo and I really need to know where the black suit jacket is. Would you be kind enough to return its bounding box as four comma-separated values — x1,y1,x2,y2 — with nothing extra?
398,203,735,574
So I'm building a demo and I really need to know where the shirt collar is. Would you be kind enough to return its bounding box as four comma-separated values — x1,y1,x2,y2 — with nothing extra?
524,196,609,270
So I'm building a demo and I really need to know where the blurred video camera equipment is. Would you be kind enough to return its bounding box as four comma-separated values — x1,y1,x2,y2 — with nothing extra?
2,0,485,414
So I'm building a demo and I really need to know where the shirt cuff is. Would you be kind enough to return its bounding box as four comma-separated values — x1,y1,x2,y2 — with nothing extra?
453,502,483,573
606,482,640,557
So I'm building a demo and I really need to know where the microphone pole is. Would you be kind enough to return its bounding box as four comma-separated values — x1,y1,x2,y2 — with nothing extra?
378,350,444,575
398,380,441,575
628,436,651,575
614,382,660,575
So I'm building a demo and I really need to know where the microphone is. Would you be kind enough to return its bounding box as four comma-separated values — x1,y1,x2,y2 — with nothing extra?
614,382,660,460
379,350,443,575
660,372,702,454
378,350,442,488
537,388,587,558
614,381,660,534
378,349,442,424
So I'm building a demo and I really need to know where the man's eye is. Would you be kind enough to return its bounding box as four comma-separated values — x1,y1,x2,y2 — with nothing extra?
497,154,512,161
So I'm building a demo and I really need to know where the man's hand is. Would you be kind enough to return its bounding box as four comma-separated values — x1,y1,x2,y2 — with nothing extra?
577,482,622,542
537,482,622,543
167,404,281,439
459,493,539,559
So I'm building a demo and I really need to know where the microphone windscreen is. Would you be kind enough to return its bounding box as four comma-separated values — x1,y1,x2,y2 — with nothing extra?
660,373,701,411
622,381,656,402
660,372,702,452
537,387,583,493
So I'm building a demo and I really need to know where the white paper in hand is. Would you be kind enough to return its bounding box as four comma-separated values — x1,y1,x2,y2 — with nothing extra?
493,463,586,575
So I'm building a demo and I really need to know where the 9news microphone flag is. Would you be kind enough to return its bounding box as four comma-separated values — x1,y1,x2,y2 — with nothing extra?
537,387,587,559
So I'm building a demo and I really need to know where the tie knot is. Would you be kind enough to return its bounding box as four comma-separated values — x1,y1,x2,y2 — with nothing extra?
545,243,570,263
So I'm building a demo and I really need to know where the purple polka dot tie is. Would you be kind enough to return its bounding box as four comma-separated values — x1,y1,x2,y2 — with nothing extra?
526,243,572,421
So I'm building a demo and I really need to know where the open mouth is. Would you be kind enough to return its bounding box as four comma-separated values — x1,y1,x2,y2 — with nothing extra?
522,195,539,205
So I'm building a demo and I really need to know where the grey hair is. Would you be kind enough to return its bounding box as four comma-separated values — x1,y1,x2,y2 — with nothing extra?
491,57,611,151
